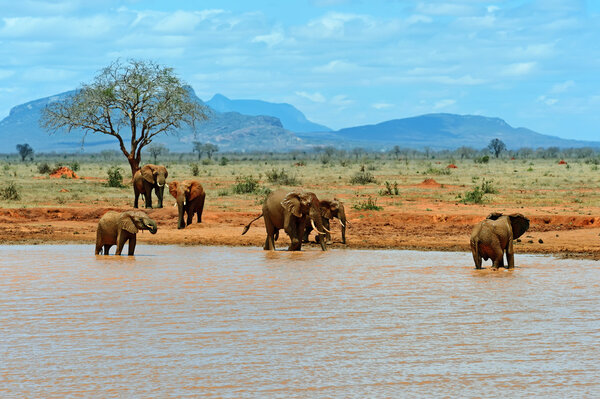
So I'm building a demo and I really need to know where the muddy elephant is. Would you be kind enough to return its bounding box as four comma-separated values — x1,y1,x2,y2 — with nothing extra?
168,180,206,229
95,210,158,255
242,188,330,251
470,212,529,269
303,198,347,244
133,164,168,208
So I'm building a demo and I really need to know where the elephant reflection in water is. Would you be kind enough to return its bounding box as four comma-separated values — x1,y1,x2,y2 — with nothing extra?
242,188,330,251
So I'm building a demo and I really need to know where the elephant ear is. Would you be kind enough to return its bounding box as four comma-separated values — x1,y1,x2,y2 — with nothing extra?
187,181,204,201
141,165,156,184
487,212,503,220
119,212,139,234
319,200,333,219
161,166,168,179
281,192,302,218
509,213,530,239
168,181,179,198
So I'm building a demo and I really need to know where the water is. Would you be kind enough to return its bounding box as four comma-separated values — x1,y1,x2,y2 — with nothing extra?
1,245,599,398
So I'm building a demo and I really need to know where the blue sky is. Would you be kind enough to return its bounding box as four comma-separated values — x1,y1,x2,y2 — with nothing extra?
1,0,599,140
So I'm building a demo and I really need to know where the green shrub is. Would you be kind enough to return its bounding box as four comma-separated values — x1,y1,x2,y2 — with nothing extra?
458,186,485,204
379,181,399,196
106,166,125,188
424,166,451,175
232,175,259,194
68,161,80,172
190,163,200,176
37,162,52,174
480,178,498,194
220,157,229,166
201,159,213,165
350,165,376,184
474,155,490,164
265,168,300,185
0,181,20,200
353,196,383,211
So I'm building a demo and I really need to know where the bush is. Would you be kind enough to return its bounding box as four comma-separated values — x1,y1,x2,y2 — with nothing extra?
424,166,451,175
480,178,498,194
68,161,80,172
458,186,485,204
350,165,376,184
220,157,229,166
201,159,213,165
37,162,52,174
106,166,125,188
379,181,399,196
0,181,20,200
353,196,383,211
474,155,490,164
232,175,260,194
265,168,301,185
190,163,200,176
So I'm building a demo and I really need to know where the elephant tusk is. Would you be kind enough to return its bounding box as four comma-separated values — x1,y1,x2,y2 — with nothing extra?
311,219,330,235
339,220,346,228
158,183,165,187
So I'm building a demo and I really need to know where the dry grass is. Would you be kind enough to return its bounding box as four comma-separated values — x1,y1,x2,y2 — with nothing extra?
0,158,599,213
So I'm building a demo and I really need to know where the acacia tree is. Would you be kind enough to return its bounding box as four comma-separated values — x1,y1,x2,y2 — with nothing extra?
487,138,506,158
16,143,34,161
41,59,209,176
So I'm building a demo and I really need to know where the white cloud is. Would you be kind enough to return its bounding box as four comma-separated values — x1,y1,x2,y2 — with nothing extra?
537,95,558,106
296,91,326,103
372,102,394,110
433,99,456,110
503,62,536,76
551,80,575,93
312,60,357,73
252,30,285,47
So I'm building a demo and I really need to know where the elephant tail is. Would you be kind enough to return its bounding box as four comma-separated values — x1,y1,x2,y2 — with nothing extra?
242,213,263,235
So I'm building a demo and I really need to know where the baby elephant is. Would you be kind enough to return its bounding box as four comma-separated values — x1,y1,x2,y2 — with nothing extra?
168,180,206,229
95,210,158,255
470,212,529,269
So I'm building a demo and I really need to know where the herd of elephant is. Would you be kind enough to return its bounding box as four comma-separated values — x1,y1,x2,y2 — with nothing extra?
95,164,530,270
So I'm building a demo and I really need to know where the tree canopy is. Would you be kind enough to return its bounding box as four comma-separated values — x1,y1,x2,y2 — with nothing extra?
16,143,34,162
487,138,506,158
40,59,209,175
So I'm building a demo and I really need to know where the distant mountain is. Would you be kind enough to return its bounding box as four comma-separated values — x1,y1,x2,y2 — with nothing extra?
207,93,332,133
1,90,598,154
0,89,304,153
298,113,600,150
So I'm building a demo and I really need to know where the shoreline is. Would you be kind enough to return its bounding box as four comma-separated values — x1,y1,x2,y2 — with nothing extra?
2,206,600,260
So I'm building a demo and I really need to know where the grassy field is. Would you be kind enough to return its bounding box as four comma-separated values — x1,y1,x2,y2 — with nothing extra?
1,156,598,214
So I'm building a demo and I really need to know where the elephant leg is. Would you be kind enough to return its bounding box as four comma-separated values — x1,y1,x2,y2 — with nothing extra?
144,185,153,208
95,231,103,255
323,218,332,244
103,244,112,255
491,247,504,269
186,204,193,226
156,185,164,208
134,190,140,208
472,252,482,269
128,235,137,256
303,223,312,243
507,242,515,268
116,232,127,255
263,217,276,251
288,219,303,251
197,195,205,223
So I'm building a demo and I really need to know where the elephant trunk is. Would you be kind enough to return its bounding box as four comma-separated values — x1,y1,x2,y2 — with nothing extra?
142,219,158,234
309,208,328,251
338,206,347,244
176,195,186,229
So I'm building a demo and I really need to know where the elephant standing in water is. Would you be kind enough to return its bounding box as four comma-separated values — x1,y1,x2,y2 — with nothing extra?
242,188,330,251
303,198,347,245
470,212,530,269
133,164,168,209
168,180,206,229
95,210,158,255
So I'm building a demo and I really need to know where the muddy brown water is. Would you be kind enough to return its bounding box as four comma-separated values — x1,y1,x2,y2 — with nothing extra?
1,245,599,398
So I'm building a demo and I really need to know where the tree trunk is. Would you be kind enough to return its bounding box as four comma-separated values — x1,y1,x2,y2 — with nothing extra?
127,156,141,178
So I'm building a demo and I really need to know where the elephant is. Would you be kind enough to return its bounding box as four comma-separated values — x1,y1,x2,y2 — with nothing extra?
242,188,330,251
470,212,530,269
133,164,168,209
168,180,206,229
95,210,158,255
303,198,347,244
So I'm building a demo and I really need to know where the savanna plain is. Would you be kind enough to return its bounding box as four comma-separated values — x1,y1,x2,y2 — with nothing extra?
1,155,600,258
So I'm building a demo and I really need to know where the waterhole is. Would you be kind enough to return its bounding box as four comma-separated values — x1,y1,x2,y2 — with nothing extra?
1,245,599,397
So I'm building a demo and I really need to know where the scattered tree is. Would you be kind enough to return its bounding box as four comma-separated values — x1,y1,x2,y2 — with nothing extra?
40,59,209,177
487,138,506,158
147,143,169,163
204,143,219,159
16,143,34,162
193,141,204,159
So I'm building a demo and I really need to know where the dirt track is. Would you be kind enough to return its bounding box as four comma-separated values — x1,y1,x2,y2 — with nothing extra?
2,205,600,259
